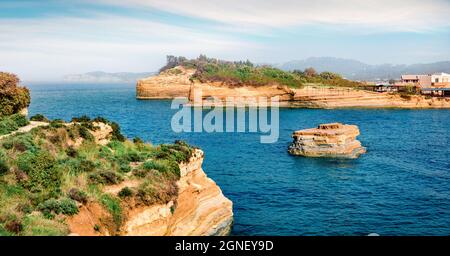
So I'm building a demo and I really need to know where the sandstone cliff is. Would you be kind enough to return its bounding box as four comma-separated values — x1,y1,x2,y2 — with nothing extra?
68,149,233,236
121,149,233,236
136,67,450,108
288,123,366,158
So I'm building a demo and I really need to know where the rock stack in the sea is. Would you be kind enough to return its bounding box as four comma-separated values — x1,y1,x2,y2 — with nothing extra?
288,123,366,159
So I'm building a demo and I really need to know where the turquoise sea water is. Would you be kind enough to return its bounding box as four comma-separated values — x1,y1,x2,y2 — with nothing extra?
28,83,450,235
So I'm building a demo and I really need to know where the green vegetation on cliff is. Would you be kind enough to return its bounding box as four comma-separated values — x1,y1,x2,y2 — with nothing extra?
0,115,195,236
160,55,363,88
0,114,29,136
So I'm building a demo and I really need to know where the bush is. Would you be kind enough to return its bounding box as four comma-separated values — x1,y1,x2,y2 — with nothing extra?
30,114,49,122
100,194,122,228
49,119,64,128
17,151,61,193
133,137,144,144
89,170,123,185
66,146,77,157
21,214,69,236
78,159,96,173
71,115,91,123
0,159,9,175
5,219,23,234
136,179,178,205
11,114,29,127
0,72,30,117
37,198,79,218
0,114,29,135
5,133,37,152
143,160,168,172
110,122,125,142
78,126,94,141
118,187,133,198
68,188,88,204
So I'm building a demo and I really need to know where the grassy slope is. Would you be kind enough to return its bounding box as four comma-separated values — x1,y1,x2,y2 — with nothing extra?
0,116,194,236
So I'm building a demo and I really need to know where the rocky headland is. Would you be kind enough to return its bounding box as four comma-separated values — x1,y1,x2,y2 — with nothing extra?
136,57,450,109
69,148,233,236
288,123,366,159
0,72,233,236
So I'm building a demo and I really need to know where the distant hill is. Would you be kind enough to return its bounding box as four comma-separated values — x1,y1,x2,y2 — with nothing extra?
63,71,156,83
277,57,450,80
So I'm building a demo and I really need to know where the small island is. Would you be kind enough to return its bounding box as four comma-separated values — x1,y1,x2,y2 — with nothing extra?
288,123,366,159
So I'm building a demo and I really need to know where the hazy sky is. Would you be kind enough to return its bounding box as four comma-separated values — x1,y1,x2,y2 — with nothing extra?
1,0,450,81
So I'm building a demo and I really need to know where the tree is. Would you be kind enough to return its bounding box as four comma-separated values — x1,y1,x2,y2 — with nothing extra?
0,72,30,117
304,67,317,77
319,71,341,80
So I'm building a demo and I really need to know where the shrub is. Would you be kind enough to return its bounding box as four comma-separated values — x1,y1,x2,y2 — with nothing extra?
78,126,94,141
100,194,122,228
118,187,133,198
133,137,144,144
0,72,30,117
0,114,28,135
37,198,79,218
21,214,69,236
78,159,96,173
8,133,37,152
30,114,49,122
5,219,23,234
10,114,29,127
71,115,91,123
68,188,88,204
119,163,131,173
143,160,168,172
110,122,125,142
49,119,64,128
89,170,123,185
0,159,9,175
136,179,178,205
17,151,61,193
66,146,77,157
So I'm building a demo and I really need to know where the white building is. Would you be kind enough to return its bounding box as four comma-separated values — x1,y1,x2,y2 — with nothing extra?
431,72,450,86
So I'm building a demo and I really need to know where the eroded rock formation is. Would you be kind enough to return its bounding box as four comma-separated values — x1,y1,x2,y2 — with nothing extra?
288,123,366,158
122,149,233,236
136,68,450,108
68,149,233,236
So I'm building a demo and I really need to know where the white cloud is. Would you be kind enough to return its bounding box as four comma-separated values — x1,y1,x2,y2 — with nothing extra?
102,0,450,32
0,16,260,80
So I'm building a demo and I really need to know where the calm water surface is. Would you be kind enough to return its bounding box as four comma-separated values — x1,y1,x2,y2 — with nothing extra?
28,83,450,235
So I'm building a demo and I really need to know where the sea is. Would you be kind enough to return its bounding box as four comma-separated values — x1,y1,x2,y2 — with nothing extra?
27,82,450,235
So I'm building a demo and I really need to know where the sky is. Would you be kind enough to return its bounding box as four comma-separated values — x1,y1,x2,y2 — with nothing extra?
0,0,449,81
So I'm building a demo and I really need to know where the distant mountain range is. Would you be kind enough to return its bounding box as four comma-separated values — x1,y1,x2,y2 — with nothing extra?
63,71,156,83
276,57,450,81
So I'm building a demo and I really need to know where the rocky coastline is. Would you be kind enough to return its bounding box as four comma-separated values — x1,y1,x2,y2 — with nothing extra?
136,67,450,109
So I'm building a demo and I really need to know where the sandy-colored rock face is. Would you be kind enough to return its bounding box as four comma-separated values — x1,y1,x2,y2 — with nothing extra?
136,67,294,106
291,86,450,108
122,149,233,236
90,122,113,145
136,67,194,99
67,149,233,236
288,123,366,158
137,68,450,108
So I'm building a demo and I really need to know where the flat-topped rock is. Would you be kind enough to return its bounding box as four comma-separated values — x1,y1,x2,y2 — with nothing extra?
288,122,366,159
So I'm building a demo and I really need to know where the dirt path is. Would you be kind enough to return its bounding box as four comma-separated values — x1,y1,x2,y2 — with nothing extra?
0,121,49,140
